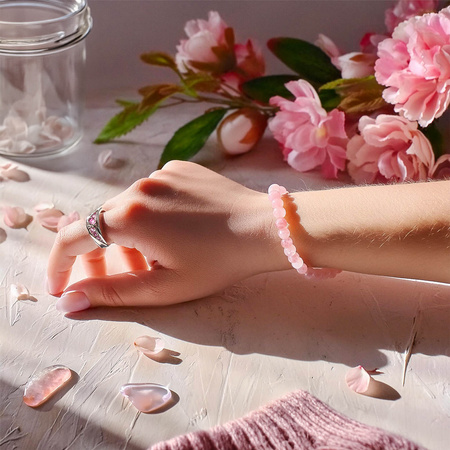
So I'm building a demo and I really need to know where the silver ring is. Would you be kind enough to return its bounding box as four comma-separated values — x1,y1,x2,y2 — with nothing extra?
86,206,109,248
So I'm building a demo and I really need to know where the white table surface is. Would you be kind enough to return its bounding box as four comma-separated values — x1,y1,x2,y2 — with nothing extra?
1,95,449,450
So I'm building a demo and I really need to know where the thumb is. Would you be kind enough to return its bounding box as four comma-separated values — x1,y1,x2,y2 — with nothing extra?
55,268,187,312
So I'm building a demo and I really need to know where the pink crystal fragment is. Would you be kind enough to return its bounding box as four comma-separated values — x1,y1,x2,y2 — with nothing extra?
134,336,165,357
120,383,172,413
345,365,371,394
23,365,72,407
35,208,64,232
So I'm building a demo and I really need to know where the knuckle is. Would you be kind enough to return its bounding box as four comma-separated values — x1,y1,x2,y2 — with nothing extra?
122,200,147,223
100,284,126,307
148,169,163,179
131,177,153,195
161,159,190,172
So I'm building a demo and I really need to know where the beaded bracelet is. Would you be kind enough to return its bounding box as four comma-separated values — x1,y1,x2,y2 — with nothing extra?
268,184,340,279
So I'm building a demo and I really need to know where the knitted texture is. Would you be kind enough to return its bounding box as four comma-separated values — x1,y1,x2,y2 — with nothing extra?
151,390,424,449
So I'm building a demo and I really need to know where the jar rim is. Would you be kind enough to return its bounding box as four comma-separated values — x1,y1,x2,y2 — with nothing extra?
0,1,85,26
0,1,92,54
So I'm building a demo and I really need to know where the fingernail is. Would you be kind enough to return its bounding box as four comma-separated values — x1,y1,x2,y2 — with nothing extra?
45,276,54,295
56,291,91,313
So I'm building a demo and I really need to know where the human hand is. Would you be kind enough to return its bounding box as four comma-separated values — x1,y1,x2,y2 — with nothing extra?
47,161,287,312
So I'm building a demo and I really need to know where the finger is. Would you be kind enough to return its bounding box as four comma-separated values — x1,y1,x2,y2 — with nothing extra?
81,247,107,277
54,268,189,312
118,246,149,271
47,219,99,295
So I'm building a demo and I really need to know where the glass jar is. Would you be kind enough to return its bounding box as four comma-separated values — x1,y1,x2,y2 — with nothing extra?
0,0,92,158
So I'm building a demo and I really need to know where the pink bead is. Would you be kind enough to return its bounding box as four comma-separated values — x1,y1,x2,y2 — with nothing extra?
269,183,338,280
271,198,283,208
291,258,304,270
284,246,296,257
268,184,280,193
275,218,288,229
288,253,301,264
281,238,293,248
273,207,286,219
268,191,281,201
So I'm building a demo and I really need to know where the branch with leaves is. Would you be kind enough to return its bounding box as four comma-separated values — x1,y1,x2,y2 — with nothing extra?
95,7,450,182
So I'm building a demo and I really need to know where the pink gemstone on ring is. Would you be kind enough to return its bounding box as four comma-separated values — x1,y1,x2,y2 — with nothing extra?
88,216,96,225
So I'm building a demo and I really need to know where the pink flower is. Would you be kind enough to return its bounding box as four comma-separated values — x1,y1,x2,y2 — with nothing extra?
347,114,435,183
385,0,438,34
315,34,376,79
375,7,450,127
175,11,235,75
234,39,265,80
220,39,265,93
269,80,348,179
334,52,377,79
315,34,340,60
360,32,387,54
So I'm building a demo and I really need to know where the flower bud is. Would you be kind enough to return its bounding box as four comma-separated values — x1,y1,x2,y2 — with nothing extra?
217,108,267,155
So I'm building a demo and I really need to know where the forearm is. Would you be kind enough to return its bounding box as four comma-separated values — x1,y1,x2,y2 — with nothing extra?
265,180,450,283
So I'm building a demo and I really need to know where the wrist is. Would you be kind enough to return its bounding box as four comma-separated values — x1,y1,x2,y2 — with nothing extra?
229,189,292,276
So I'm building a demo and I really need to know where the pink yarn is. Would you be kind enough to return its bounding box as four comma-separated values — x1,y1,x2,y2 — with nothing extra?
268,184,340,279
151,390,424,449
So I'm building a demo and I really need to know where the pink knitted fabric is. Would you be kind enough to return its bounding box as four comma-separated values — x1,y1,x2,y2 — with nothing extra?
152,390,424,449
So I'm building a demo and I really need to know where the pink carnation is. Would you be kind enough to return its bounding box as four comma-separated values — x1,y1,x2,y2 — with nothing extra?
385,0,437,34
175,11,235,75
375,6,450,127
347,114,435,183
269,80,348,179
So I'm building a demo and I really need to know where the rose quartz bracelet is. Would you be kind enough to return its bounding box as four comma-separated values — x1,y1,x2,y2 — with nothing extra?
268,184,340,279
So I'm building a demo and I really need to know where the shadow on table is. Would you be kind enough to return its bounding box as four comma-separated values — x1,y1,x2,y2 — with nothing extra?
0,378,144,450
70,271,450,369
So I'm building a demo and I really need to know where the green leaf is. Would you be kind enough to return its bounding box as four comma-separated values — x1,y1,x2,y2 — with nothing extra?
138,83,183,110
115,99,139,108
318,89,341,111
267,37,341,86
241,75,298,103
182,73,221,93
421,120,444,158
94,103,158,144
320,75,376,91
320,76,386,114
158,108,228,168
140,52,177,70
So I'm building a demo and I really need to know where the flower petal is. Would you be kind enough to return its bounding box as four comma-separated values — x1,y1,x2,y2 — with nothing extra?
57,211,80,231
345,365,372,394
2,206,31,229
98,149,125,169
34,202,55,212
35,208,64,232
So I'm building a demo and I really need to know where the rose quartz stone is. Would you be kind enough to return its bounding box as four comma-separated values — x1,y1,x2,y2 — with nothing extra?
120,383,172,413
134,336,165,357
23,365,72,407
